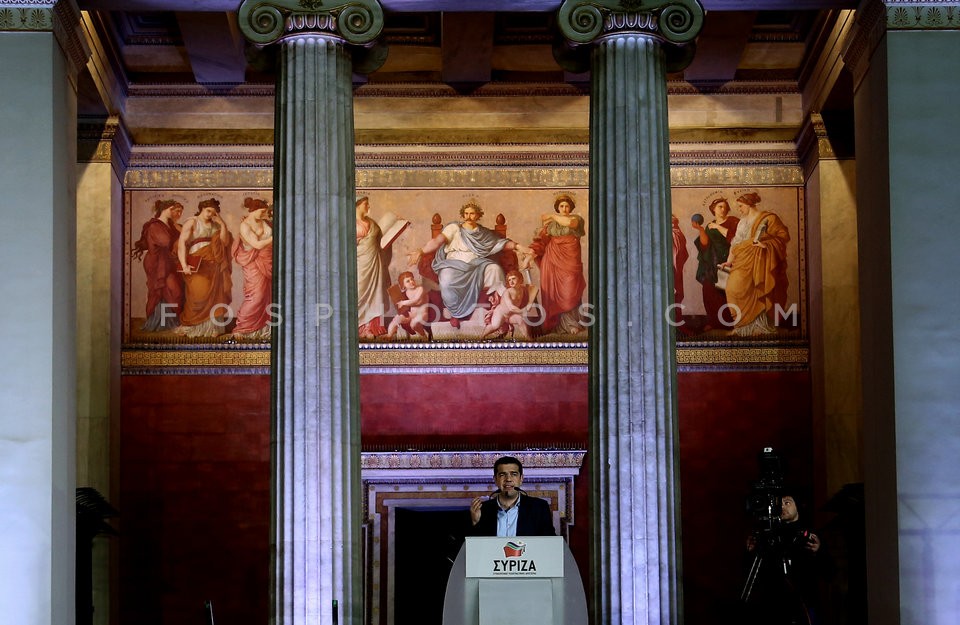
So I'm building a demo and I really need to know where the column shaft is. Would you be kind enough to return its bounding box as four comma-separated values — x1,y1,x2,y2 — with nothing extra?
588,34,682,625
273,35,362,625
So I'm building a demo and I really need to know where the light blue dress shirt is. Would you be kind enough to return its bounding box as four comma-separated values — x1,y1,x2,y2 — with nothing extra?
496,493,521,537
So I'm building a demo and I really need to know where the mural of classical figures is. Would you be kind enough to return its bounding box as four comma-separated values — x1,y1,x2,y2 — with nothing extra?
356,195,394,339
124,187,602,346
124,185,808,347
132,198,184,331
386,271,431,340
408,198,533,329
174,198,233,338
480,269,540,340
721,192,791,336
692,197,740,330
672,213,689,307
530,193,587,335
231,197,273,339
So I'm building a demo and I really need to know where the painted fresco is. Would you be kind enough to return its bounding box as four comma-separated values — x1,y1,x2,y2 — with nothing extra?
355,188,590,343
124,186,802,346
125,190,274,343
671,187,804,341
124,188,592,344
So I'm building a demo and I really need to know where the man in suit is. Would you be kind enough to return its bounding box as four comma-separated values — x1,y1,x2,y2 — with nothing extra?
468,456,555,537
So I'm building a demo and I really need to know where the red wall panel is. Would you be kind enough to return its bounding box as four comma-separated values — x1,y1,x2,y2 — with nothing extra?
359,373,589,446
677,370,813,625
119,367,811,625
119,375,271,625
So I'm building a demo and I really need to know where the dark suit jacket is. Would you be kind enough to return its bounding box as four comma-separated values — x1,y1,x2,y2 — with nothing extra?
468,492,556,537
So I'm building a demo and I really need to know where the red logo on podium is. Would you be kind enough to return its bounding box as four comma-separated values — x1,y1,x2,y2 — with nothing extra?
503,541,526,557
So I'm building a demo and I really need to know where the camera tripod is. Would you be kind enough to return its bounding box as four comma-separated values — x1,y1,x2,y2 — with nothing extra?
739,542,813,625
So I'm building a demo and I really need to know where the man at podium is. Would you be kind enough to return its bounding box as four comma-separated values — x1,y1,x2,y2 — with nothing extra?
468,456,555,537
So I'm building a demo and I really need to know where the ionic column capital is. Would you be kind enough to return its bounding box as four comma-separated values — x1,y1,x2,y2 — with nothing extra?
237,0,383,46
557,0,703,45
556,0,703,72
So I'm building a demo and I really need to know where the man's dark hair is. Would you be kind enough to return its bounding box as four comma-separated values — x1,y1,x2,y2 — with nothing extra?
494,455,523,475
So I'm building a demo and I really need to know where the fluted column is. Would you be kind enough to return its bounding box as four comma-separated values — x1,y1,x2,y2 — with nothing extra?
557,2,702,624
238,3,384,625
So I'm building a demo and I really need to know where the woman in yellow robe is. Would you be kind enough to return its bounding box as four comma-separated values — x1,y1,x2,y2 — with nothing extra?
721,192,790,336
174,198,233,338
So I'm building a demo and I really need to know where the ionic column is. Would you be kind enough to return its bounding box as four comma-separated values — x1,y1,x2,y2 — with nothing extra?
557,2,703,624
237,3,384,624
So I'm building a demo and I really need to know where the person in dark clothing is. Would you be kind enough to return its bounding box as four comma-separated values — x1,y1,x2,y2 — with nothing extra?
742,494,828,625
468,456,555,537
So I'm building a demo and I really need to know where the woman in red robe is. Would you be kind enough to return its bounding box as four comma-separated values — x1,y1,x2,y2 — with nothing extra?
531,193,587,335
132,199,184,331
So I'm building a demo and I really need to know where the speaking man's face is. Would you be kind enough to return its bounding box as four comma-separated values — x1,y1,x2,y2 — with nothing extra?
494,463,523,495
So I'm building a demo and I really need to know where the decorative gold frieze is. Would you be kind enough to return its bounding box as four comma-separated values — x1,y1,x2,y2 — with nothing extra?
122,161,801,189
122,348,269,369
355,167,589,189
124,168,274,189
121,344,810,372
669,165,803,187
358,345,589,367
675,345,809,365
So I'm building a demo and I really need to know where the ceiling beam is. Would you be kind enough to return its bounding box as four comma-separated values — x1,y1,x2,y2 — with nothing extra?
441,12,494,87
682,11,756,83
175,12,248,84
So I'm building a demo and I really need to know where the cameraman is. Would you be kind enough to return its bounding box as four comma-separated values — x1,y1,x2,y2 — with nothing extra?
743,493,827,625
746,494,821,554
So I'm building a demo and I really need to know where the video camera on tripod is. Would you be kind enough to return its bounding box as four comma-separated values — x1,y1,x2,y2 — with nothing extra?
744,447,811,553
740,447,815,605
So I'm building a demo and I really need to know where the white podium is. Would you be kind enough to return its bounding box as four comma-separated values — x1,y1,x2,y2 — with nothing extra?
442,537,588,625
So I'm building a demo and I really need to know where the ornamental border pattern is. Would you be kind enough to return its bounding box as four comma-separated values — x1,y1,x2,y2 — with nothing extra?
0,1,89,73
0,3,54,31
885,2,960,29
122,164,802,189
122,148,799,171
120,345,810,374
360,449,587,471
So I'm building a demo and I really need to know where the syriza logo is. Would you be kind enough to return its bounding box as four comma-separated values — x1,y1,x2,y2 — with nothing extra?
492,541,538,575
503,541,526,558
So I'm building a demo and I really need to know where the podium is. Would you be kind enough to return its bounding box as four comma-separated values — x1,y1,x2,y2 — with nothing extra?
442,536,588,625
